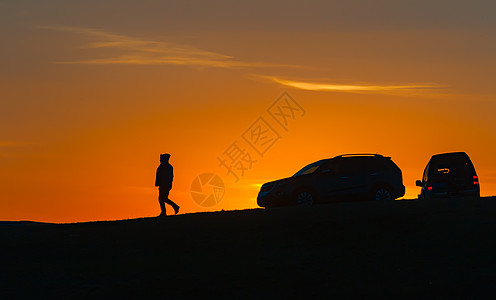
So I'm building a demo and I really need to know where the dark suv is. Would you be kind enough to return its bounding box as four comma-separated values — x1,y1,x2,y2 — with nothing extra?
257,154,405,208
416,152,480,200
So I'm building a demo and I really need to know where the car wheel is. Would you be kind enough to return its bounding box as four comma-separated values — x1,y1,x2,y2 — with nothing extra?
296,190,315,205
374,186,392,201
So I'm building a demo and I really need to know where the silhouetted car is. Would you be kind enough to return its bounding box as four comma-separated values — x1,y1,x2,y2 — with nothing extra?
257,154,405,208
416,152,480,200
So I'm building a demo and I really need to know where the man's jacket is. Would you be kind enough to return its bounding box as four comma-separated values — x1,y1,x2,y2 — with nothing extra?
155,163,173,188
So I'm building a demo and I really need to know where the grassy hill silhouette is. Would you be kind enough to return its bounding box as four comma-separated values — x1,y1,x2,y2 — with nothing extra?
2,197,496,298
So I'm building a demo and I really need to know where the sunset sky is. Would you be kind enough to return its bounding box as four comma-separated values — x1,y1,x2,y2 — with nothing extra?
1,0,496,222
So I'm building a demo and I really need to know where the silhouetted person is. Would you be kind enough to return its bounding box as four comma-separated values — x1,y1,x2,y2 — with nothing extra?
155,153,179,216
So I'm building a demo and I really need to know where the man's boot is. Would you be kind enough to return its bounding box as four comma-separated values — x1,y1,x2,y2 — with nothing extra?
159,201,167,217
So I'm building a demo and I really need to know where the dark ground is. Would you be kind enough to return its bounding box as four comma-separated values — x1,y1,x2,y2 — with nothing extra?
2,197,496,299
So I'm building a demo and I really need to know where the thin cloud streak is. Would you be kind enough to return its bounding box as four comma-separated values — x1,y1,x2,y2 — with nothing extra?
0,141,27,147
39,26,294,69
264,76,445,95
0,141,31,158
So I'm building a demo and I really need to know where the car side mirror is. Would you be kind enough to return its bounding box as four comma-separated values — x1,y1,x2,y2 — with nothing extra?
416,180,423,187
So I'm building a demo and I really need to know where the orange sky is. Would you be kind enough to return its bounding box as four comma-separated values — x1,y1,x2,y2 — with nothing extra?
1,1,496,222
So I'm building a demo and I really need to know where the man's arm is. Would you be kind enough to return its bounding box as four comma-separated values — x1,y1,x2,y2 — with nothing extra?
155,166,161,187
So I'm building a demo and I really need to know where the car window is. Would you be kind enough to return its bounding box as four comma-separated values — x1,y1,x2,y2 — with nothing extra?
363,159,387,173
298,165,320,175
317,160,340,175
340,159,360,175
428,156,472,182
293,160,327,176
422,162,430,182
339,157,376,175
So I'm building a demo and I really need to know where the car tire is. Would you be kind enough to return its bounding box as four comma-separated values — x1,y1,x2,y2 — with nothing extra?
295,190,315,206
373,186,393,201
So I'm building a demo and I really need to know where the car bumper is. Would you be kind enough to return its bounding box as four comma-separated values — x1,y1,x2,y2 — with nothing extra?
257,192,276,208
395,185,406,199
423,188,480,199
257,189,291,207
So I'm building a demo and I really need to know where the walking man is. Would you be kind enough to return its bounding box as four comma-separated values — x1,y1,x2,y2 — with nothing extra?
155,153,180,216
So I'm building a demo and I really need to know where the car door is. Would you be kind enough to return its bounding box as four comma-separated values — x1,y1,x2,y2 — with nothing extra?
315,159,357,201
307,159,339,201
337,158,370,198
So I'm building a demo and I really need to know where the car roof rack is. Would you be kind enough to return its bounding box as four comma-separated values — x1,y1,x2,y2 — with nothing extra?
334,153,391,159
334,153,386,158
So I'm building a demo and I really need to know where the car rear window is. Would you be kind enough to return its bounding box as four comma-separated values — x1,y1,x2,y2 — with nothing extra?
428,155,474,182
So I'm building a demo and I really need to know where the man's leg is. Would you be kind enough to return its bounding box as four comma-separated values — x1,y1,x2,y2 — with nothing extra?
158,199,166,216
163,188,180,214
158,188,167,216
164,198,179,214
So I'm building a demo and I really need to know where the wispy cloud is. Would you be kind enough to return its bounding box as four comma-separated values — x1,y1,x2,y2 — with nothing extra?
39,26,444,95
39,26,292,69
0,141,27,148
262,76,444,95
0,141,31,158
